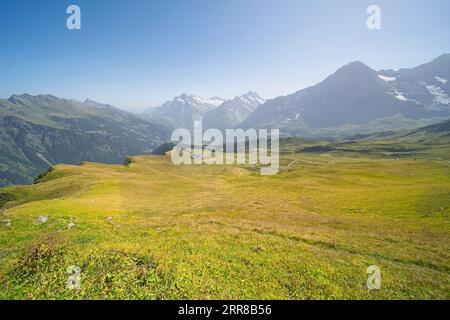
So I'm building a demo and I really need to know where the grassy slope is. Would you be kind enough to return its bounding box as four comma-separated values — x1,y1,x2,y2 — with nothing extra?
0,148,449,299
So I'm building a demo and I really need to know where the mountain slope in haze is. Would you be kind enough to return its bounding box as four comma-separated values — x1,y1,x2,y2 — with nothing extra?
143,93,226,129
0,94,171,186
399,53,450,96
398,118,450,145
202,91,265,131
242,55,450,137
290,118,450,164
406,118,450,135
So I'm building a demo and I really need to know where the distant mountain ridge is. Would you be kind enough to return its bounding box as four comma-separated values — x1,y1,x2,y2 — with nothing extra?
143,91,266,131
0,94,170,186
403,119,450,141
143,93,226,129
415,118,450,134
241,54,450,137
203,91,265,131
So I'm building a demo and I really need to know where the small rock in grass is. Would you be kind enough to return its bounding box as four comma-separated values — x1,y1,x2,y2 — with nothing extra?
2,220,12,227
37,216,48,224
252,245,264,253
68,222,76,229
106,216,113,222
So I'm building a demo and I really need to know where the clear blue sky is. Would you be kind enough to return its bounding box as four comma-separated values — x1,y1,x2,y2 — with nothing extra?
1,0,449,110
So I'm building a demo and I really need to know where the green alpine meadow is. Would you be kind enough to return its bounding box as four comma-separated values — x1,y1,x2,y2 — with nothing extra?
1,122,449,299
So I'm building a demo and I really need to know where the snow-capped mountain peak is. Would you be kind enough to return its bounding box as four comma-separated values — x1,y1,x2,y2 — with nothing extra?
203,92,265,130
143,94,226,129
237,91,266,106
172,93,225,110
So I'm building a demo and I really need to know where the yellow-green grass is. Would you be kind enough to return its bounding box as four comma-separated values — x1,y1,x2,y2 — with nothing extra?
0,153,449,299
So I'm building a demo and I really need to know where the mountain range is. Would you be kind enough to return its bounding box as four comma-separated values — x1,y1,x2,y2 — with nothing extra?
242,54,450,137
142,54,450,138
202,91,265,131
142,91,266,131
143,94,226,129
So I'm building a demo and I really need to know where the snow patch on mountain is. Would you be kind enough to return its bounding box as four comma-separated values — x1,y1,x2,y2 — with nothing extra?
426,85,450,105
394,91,409,102
435,76,448,84
173,94,225,110
239,92,266,106
378,75,397,82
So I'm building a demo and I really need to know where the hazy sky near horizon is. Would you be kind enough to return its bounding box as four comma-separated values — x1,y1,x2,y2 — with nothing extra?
1,0,449,110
